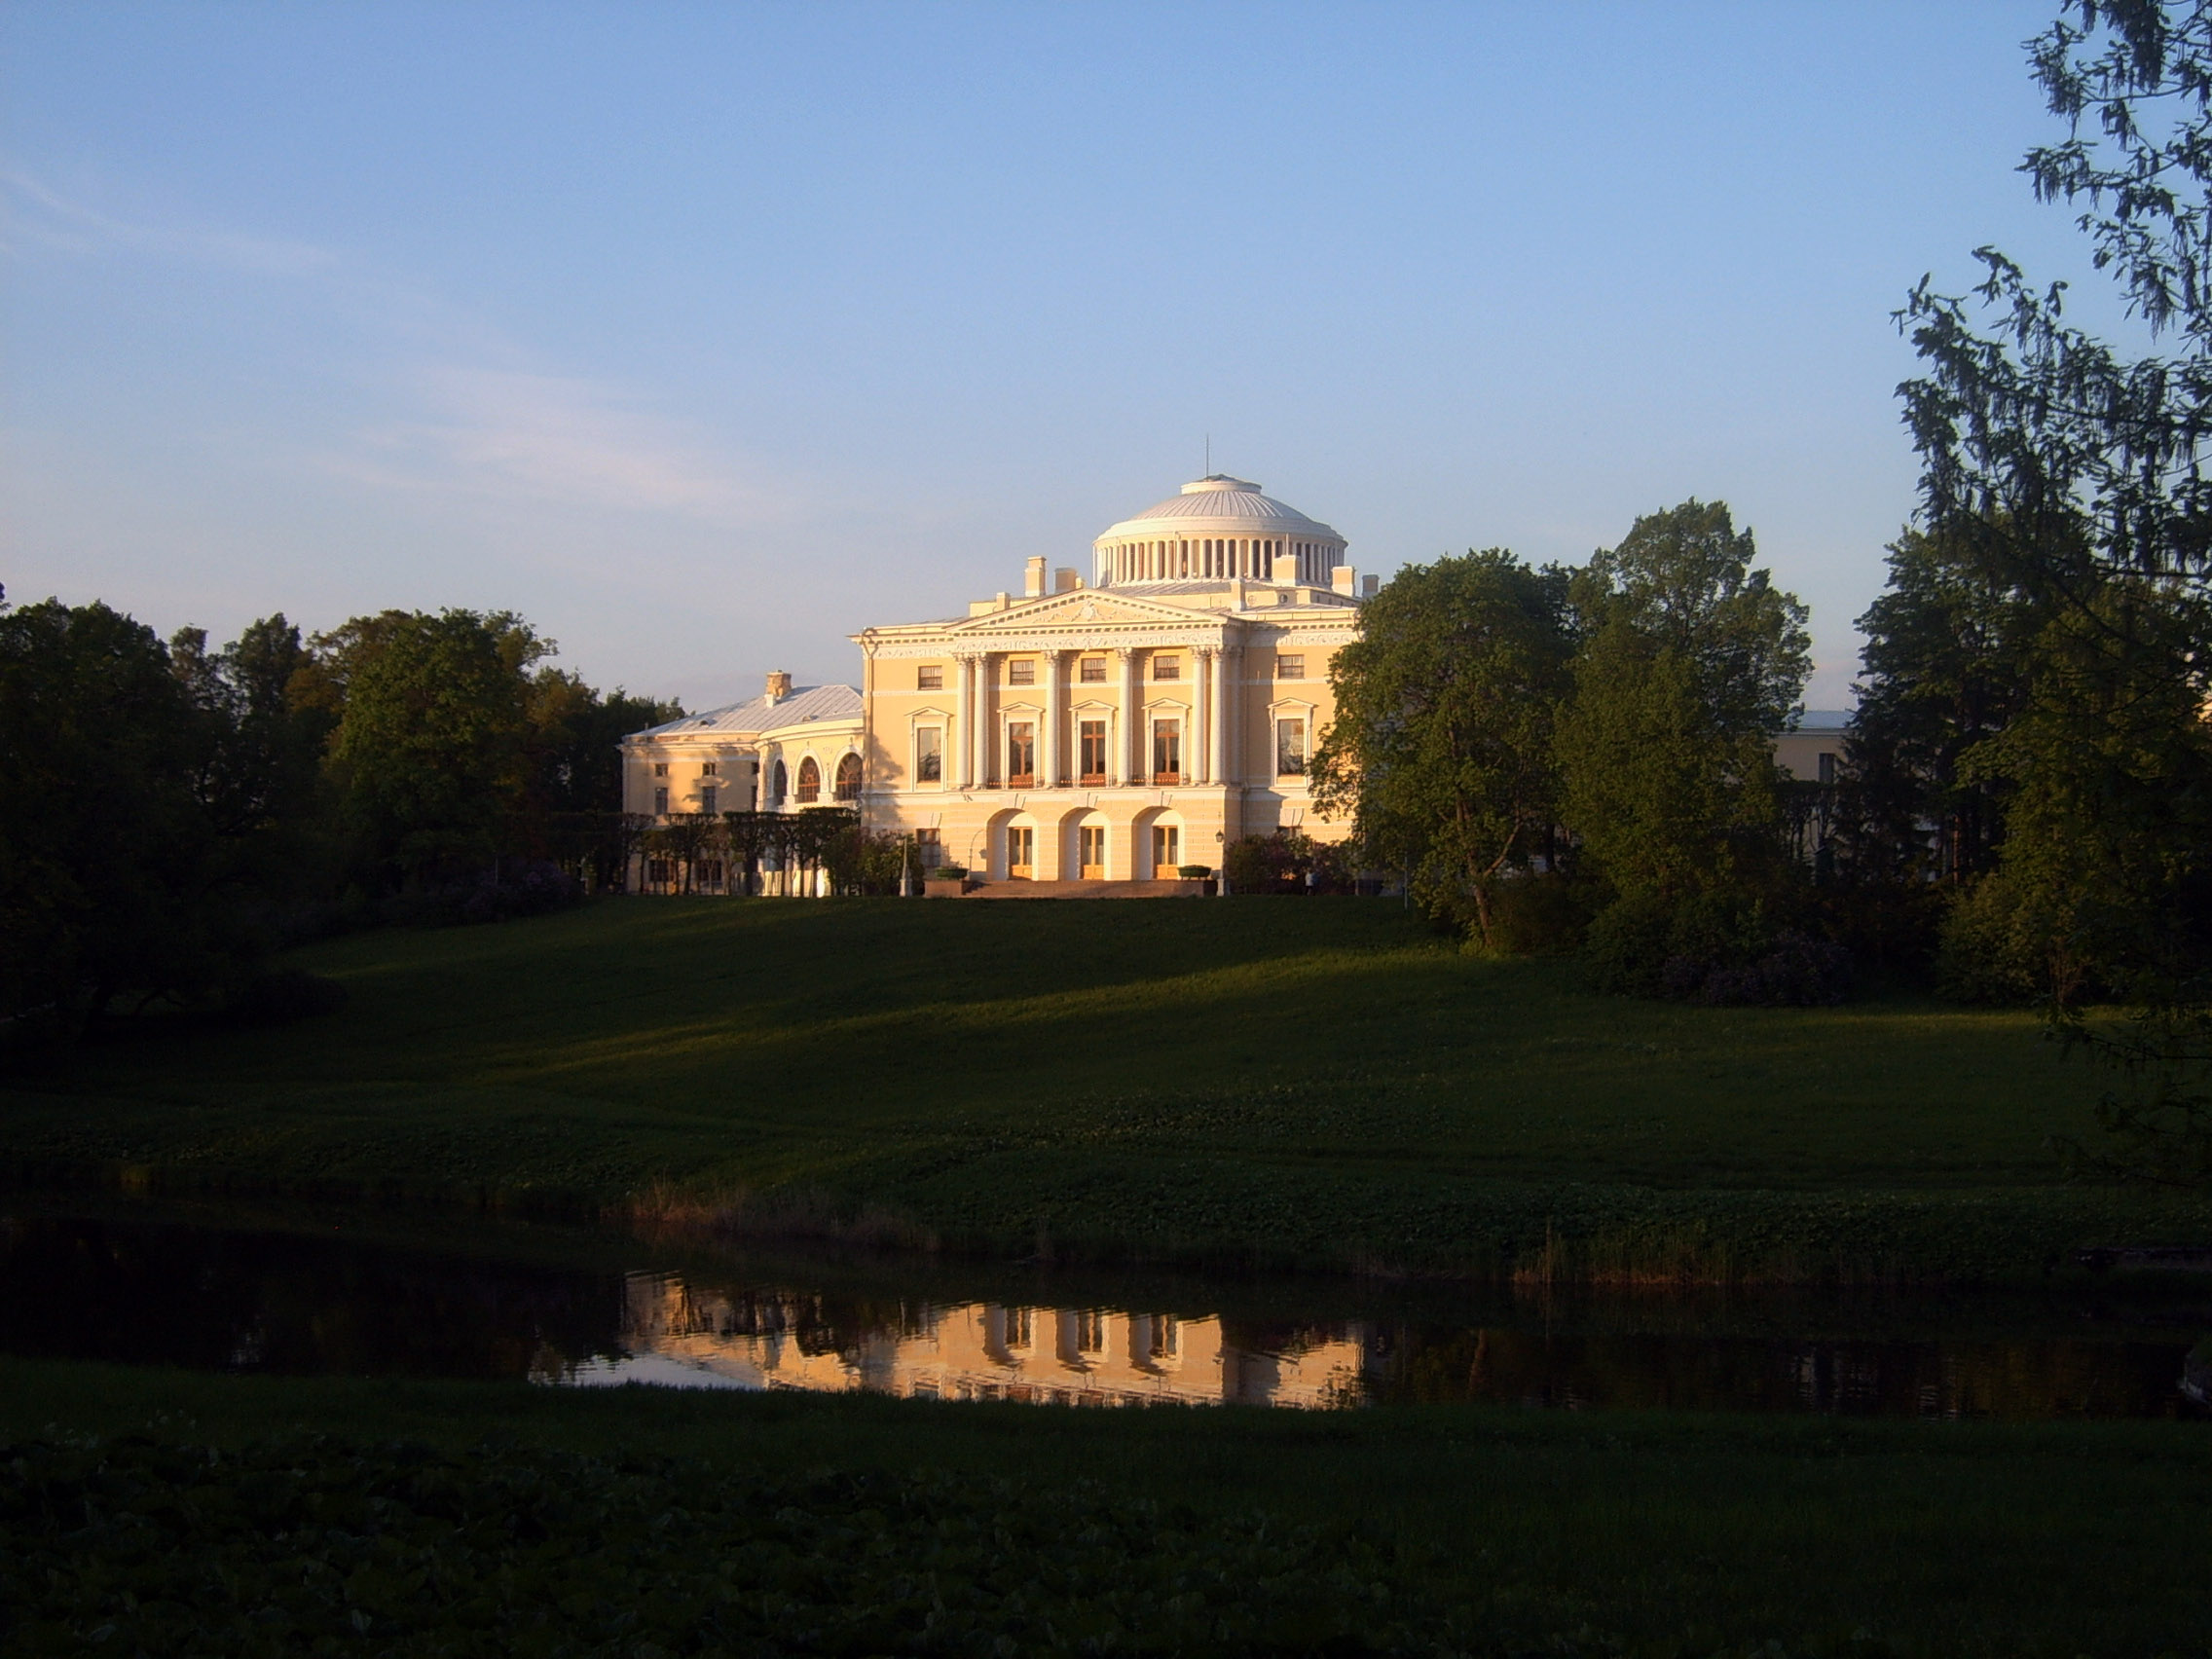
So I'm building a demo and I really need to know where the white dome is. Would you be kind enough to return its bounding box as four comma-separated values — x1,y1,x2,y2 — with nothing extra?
1093,476,1346,588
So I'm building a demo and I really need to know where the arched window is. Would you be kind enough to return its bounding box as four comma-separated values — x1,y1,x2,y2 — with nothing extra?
833,753,862,801
770,759,788,804
795,756,821,803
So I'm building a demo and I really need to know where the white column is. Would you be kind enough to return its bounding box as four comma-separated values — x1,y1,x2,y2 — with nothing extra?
1193,648,1213,786
1044,649,1064,786
1212,648,1235,785
954,654,975,789
1114,647,1138,787
978,652,996,786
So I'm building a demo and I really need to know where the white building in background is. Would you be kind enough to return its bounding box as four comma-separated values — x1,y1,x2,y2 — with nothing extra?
621,474,1374,889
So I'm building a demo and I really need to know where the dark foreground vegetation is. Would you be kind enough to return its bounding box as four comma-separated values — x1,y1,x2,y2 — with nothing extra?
6,900,2206,1280
3,1359,2207,1657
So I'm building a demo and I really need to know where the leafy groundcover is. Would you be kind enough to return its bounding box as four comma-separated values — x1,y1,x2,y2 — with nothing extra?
1,1434,1474,1658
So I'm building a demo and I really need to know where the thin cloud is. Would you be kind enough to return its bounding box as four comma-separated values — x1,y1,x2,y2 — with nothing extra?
335,365,798,527
0,168,338,276
6,166,805,532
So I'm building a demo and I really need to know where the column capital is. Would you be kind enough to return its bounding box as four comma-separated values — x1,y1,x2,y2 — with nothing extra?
1115,645,1139,661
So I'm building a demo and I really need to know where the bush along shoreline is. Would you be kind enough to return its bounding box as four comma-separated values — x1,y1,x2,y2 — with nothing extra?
10,1151,2208,1288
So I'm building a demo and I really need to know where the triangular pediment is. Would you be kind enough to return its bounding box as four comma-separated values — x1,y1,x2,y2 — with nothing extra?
952,589,1212,633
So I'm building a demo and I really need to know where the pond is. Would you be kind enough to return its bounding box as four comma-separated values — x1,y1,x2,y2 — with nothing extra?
3,1206,2207,1419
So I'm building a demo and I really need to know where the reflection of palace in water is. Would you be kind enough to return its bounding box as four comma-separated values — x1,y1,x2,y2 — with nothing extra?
566,1273,1374,1408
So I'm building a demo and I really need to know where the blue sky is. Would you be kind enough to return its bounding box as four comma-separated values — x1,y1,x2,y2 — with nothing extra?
3,2,2098,709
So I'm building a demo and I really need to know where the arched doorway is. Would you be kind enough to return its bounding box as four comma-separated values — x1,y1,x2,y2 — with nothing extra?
1064,808,1110,880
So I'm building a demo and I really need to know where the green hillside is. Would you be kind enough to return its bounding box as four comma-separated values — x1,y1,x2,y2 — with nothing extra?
6,898,2205,1277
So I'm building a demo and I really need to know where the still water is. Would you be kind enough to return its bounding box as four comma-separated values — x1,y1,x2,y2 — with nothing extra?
3,1209,2206,1420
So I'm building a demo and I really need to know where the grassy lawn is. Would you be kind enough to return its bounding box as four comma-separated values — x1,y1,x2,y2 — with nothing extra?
5,897,2208,1277
4,1357,2207,1655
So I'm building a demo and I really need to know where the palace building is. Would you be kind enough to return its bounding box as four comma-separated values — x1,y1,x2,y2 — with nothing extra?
622,474,1374,888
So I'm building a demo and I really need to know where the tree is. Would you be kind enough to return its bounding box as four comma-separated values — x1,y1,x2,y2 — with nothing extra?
0,597,221,1035
1555,502,1812,994
1570,499,1809,735
1895,1,2212,1177
324,609,552,886
168,614,334,909
1310,551,1571,946
527,673,682,816
1832,527,2039,896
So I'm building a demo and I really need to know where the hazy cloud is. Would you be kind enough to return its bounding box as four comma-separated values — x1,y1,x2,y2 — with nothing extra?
336,365,795,526
1,168,339,276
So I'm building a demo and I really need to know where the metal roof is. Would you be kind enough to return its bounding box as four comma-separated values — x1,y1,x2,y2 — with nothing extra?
1097,476,1343,544
627,682,860,742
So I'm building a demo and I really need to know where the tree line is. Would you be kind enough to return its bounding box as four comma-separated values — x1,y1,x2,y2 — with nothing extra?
1312,499,1854,1004
1315,1,2212,1185
0,597,679,1042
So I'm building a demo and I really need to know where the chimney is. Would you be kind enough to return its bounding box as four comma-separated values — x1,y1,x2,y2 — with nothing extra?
1331,565,1356,596
1361,573,1380,598
764,670,792,704
1024,555,1048,598
1054,566,1080,593
1272,552,1299,584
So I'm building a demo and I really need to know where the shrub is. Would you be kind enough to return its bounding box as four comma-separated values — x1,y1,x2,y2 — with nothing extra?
1936,868,2095,1005
385,861,582,928
931,865,968,880
1223,831,1356,895
1671,930,1854,1007
1584,890,1853,1006
223,969,350,1025
1176,864,1213,879
1469,872,1593,956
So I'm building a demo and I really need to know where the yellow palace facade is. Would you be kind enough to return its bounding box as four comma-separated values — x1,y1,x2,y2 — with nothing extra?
624,474,1374,887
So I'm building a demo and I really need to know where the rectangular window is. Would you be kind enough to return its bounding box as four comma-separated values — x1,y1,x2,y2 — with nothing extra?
1079,657,1106,682
1007,658,1035,684
1275,719,1308,777
1276,654,1305,680
700,785,718,815
701,761,719,776
1151,824,1180,876
1148,1315,1179,1360
1075,1309,1105,1354
1079,720,1107,783
653,786,669,815
917,665,942,690
1152,719,1181,784
652,761,669,777
1153,655,1180,681
1007,720,1036,786
915,828,941,865
1818,752,1836,786
1005,1308,1033,1349
915,725,942,782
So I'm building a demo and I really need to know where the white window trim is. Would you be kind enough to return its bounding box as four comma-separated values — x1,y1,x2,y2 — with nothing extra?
1269,697,1318,783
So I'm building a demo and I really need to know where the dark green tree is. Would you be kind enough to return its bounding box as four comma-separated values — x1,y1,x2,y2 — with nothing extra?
1569,499,1810,734
1896,1,2212,1178
1310,551,1572,947
324,608,552,885
1837,528,2038,888
1555,502,1813,995
0,596,220,1035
